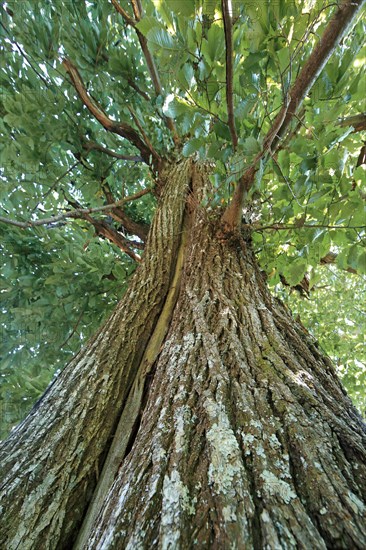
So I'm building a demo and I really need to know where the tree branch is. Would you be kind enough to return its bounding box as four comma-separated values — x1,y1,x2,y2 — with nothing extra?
41,161,80,202
0,189,151,229
127,106,158,159
102,182,150,241
220,0,365,233
82,140,144,162
356,143,366,167
249,223,366,231
279,250,359,297
110,0,180,146
110,0,136,26
81,214,142,262
65,196,144,260
125,77,150,101
62,58,160,165
221,0,238,149
268,0,365,152
130,0,142,21
338,113,366,133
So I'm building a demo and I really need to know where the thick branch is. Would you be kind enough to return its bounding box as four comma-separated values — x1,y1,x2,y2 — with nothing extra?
0,189,151,229
110,0,180,145
221,0,365,233
81,214,142,262
64,197,143,261
222,0,238,149
62,59,159,165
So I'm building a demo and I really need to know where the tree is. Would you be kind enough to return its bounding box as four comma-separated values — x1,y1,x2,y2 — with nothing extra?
0,0,366,547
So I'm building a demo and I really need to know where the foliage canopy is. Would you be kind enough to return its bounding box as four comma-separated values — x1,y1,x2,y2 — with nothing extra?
0,0,365,438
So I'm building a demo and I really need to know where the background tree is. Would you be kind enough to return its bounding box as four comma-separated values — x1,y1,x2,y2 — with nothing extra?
0,0,365,548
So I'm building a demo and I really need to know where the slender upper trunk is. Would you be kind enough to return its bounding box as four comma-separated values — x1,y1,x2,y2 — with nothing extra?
0,160,365,549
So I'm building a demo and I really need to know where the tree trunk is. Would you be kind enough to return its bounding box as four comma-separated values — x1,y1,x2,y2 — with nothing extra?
1,160,365,549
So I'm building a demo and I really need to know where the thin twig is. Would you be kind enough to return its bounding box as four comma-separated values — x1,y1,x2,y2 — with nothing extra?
110,0,136,26
221,0,238,149
127,107,157,158
43,161,80,199
250,223,365,231
110,0,180,145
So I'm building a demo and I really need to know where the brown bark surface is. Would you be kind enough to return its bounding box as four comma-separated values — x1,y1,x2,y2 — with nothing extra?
1,160,365,549
85,163,366,549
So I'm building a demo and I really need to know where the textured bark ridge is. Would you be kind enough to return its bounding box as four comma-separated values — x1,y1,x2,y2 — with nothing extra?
87,164,366,549
1,161,365,549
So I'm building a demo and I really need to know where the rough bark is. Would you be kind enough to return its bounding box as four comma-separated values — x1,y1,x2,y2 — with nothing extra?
1,160,365,549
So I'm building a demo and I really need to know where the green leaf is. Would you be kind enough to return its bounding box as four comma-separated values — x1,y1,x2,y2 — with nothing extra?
357,250,366,274
243,136,260,156
213,121,231,141
283,259,308,286
182,138,204,157
135,16,164,37
206,24,224,63
146,28,180,51
278,149,290,177
166,0,195,17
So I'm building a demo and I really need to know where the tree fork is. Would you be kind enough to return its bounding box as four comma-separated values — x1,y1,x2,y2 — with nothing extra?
1,161,365,549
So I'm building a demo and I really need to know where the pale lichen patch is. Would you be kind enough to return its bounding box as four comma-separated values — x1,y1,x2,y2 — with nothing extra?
260,470,297,504
241,433,255,454
346,491,365,514
249,419,262,430
204,400,244,496
173,405,189,453
222,505,237,522
255,444,266,458
160,469,195,549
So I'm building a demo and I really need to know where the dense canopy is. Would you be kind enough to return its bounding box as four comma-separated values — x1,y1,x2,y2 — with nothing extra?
0,0,365,439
